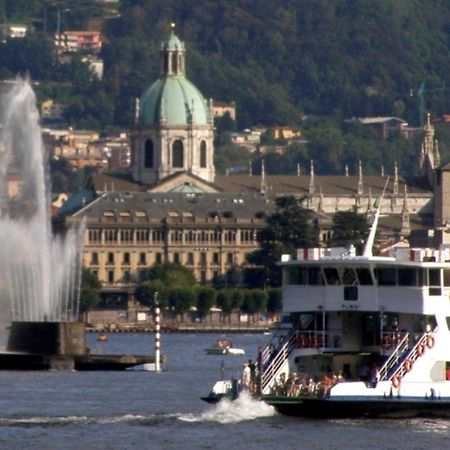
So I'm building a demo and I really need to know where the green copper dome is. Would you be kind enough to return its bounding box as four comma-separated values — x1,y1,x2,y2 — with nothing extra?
138,30,210,127
139,76,210,126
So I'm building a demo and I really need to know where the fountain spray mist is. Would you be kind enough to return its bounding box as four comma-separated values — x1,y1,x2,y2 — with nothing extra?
0,79,83,322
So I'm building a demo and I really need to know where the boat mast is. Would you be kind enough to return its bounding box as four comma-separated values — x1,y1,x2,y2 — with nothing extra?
362,178,390,257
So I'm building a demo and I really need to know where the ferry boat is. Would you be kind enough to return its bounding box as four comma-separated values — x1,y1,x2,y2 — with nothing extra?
258,206,450,418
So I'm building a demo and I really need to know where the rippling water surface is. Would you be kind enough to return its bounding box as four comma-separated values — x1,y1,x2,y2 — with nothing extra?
0,332,449,449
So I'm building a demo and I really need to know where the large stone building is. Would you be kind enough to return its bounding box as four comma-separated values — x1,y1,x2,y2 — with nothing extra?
62,29,450,291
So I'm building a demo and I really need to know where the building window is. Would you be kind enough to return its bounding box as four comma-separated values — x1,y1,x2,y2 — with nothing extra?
200,270,206,284
200,141,207,168
200,252,207,266
90,252,99,265
187,252,194,265
227,252,233,264
123,252,130,265
174,252,180,264
108,270,114,283
152,230,165,242
144,139,154,168
156,252,163,264
123,270,131,283
172,139,184,168
139,269,147,282
136,229,149,242
107,252,114,264
213,252,219,264
139,252,147,265
88,229,101,242
120,229,133,242
105,230,118,243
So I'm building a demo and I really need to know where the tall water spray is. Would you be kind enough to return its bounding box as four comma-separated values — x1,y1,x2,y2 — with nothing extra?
0,79,83,322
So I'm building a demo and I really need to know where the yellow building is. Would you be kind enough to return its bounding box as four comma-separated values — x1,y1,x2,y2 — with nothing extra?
61,30,443,291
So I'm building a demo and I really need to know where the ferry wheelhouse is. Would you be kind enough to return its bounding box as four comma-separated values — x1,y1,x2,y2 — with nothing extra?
260,242,450,418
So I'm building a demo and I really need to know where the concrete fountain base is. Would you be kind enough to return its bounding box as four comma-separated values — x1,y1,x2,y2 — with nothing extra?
0,321,160,371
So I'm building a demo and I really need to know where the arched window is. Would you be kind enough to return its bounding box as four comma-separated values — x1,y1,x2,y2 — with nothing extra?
171,52,178,73
172,140,184,168
144,139,154,168
164,54,169,74
200,141,207,168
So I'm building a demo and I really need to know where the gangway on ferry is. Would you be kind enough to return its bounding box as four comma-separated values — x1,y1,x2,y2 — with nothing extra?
260,328,297,395
378,329,437,385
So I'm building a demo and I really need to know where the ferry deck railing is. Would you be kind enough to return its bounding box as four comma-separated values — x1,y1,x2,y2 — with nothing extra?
260,328,297,394
378,332,409,381
386,328,437,383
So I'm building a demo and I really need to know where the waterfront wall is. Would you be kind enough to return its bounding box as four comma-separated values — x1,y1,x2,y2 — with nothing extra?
86,308,278,333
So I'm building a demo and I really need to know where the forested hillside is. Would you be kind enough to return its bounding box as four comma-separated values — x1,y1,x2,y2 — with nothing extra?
1,0,450,176
107,0,450,128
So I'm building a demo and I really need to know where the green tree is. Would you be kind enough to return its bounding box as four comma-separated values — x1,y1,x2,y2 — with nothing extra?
79,268,101,314
242,289,268,323
267,288,282,314
246,196,318,287
135,279,168,311
216,289,233,322
230,288,244,311
329,210,370,253
140,262,196,287
196,287,216,319
168,287,196,320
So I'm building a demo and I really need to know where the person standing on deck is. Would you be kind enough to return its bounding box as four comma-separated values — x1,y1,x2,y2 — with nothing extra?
241,363,251,388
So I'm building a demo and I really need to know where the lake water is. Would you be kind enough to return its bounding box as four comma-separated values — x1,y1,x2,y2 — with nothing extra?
0,332,449,449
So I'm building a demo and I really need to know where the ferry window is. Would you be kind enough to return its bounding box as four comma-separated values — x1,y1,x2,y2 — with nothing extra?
308,268,324,285
444,269,450,287
428,269,441,296
417,269,425,286
375,268,396,286
398,268,417,286
356,268,373,285
428,269,441,286
344,286,358,301
287,267,307,285
342,268,357,285
323,267,340,285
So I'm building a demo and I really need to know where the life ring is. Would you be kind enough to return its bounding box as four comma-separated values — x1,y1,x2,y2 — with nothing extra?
417,344,425,356
426,336,435,349
404,359,413,372
392,374,401,388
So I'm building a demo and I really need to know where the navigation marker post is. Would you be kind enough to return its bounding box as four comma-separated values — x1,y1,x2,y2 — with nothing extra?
154,292,161,372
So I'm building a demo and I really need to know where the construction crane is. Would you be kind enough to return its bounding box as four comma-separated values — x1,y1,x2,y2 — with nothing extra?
411,82,449,127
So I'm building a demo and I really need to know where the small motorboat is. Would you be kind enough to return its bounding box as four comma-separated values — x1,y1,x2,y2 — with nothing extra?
97,334,108,342
205,339,245,356
201,379,239,403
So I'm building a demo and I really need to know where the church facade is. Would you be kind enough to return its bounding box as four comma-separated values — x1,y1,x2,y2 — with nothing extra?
63,29,450,289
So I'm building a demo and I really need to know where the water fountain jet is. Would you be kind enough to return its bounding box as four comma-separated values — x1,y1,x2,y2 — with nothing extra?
0,79,85,361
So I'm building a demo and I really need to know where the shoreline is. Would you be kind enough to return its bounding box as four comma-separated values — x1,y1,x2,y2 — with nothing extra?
86,325,272,334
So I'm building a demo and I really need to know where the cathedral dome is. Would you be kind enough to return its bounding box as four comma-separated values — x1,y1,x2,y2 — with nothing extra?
138,30,211,127
139,76,210,126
